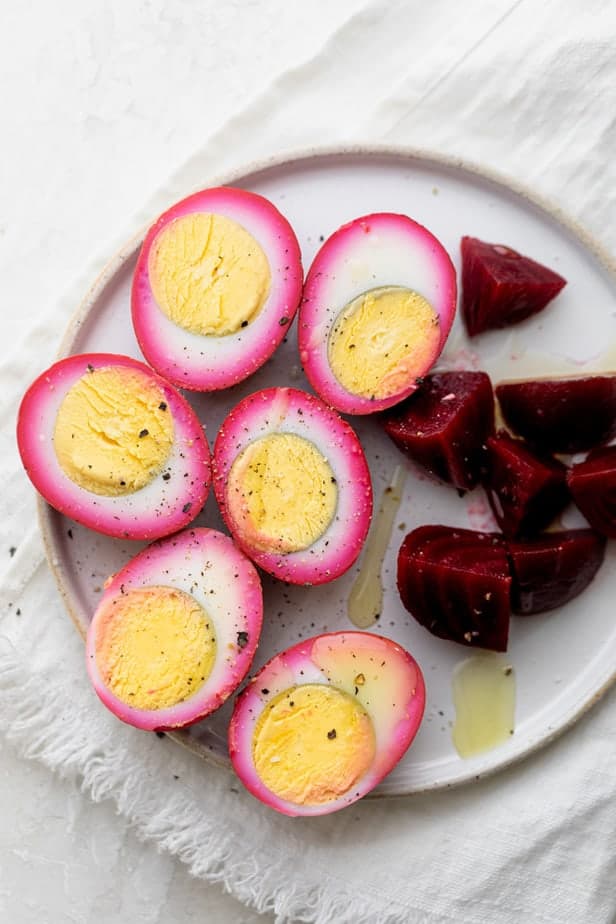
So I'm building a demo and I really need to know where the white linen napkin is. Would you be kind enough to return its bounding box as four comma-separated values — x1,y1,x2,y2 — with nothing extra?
2,2,615,921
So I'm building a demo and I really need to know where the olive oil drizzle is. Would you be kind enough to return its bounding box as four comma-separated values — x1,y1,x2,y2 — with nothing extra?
348,465,406,629
451,653,516,758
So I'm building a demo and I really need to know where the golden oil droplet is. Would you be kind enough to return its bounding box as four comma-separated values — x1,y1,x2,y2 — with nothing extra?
347,465,406,629
451,653,516,758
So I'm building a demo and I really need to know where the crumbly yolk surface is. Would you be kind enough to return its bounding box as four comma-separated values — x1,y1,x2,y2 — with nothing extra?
328,285,440,399
95,586,216,711
54,367,174,496
253,684,375,806
148,212,271,336
226,433,337,553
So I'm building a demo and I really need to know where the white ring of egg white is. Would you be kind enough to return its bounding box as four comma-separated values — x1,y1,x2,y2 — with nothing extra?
311,227,451,321
215,389,372,582
20,355,209,538
229,632,425,816
87,529,262,730
132,189,302,389
300,214,456,413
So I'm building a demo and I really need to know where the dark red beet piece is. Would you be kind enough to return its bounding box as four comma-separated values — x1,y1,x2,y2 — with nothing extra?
397,525,511,652
382,372,494,491
507,529,606,615
460,236,566,337
496,376,616,454
483,431,569,538
568,446,616,537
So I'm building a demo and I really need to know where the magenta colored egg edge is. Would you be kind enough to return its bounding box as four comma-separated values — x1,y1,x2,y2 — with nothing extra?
228,631,426,816
299,212,457,415
212,387,373,584
131,187,304,391
85,528,264,730
17,353,211,540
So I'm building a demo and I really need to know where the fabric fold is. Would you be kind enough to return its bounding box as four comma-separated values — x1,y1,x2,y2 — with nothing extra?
3,1,616,921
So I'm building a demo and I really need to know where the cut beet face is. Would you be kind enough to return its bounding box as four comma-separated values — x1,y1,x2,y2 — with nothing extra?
483,431,569,538
397,526,511,652
496,376,616,454
568,447,616,538
460,236,566,337
382,371,494,491
507,529,606,616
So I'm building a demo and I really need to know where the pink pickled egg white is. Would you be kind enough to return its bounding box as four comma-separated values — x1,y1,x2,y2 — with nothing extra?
229,632,426,816
131,187,303,391
299,212,457,414
213,387,373,585
16,353,210,540
86,528,263,731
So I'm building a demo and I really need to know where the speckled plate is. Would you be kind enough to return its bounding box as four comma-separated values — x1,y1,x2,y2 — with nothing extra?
40,147,616,796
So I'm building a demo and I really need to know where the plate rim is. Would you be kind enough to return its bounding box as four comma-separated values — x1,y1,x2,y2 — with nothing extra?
38,143,616,795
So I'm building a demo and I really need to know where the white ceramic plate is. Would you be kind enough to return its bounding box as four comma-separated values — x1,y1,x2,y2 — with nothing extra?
40,147,616,796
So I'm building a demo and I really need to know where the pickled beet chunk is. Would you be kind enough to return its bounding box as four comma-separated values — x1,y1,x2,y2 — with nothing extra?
496,376,616,454
568,446,616,537
460,236,566,337
507,529,606,615
382,372,494,491
397,525,511,652
483,431,569,538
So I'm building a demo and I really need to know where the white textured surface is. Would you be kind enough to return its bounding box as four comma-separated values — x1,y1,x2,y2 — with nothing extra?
1,2,361,921
0,739,265,924
2,2,616,923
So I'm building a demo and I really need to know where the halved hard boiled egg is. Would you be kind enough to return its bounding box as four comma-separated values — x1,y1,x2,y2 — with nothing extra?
17,353,210,540
86,528,263,730
213,387,372,584
229,632,425,816
299,213,456,414
132,187,303,391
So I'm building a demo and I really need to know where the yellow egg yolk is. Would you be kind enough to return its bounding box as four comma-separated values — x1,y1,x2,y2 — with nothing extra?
54,367,174,496
328,285,440,399
148,212,271,336
253,684,376,806
226,433,337,553
95,586,216,711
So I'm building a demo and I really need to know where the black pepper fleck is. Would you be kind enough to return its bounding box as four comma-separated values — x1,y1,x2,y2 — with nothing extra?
139,429,149,438
327,729,337,740
237,631,249,649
